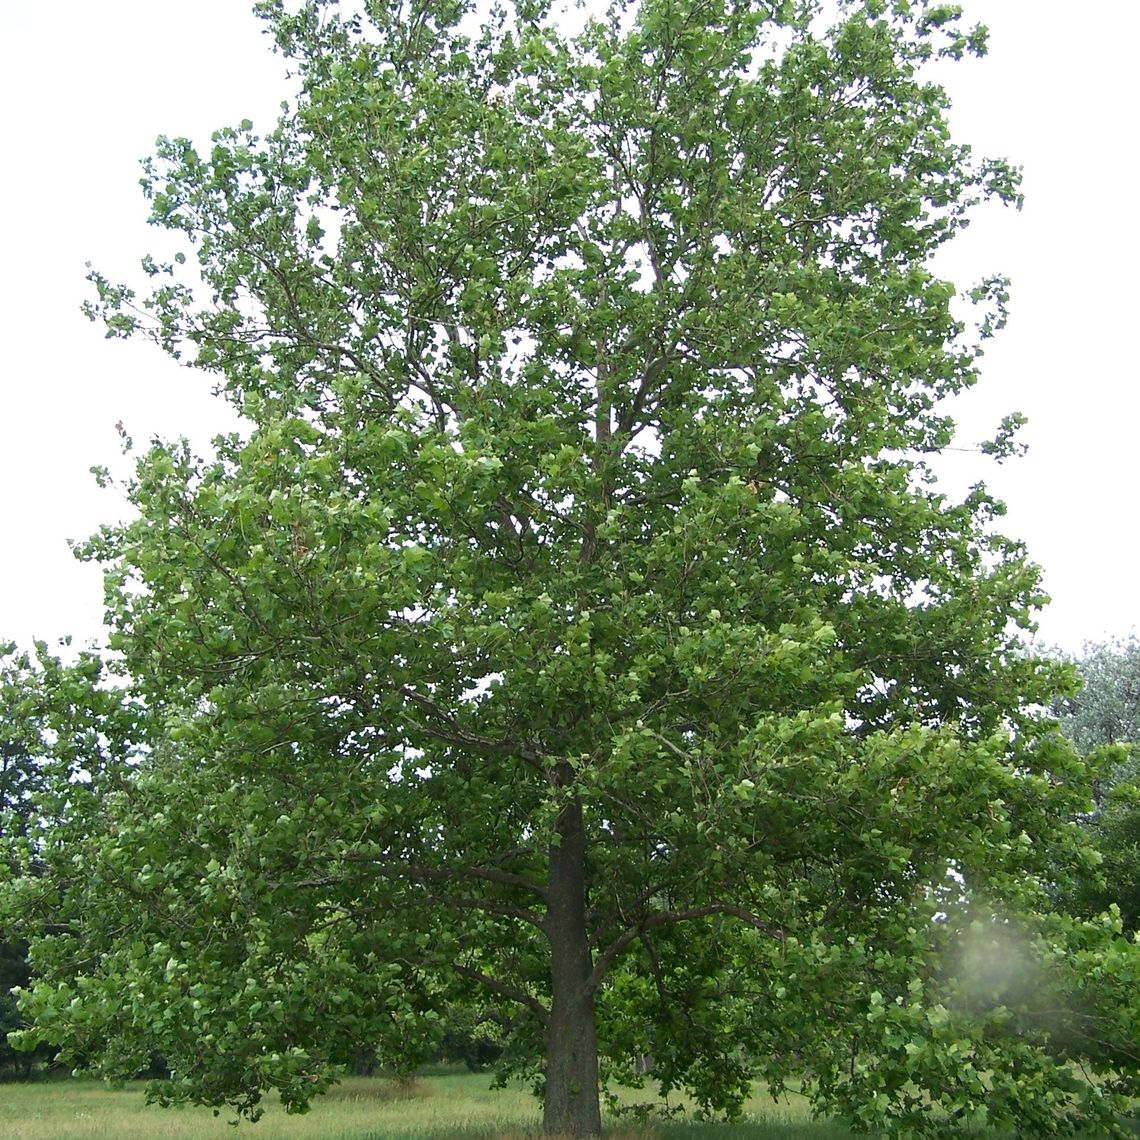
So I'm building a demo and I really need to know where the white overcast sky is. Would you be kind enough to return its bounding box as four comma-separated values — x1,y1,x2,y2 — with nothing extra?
0,1,1136,656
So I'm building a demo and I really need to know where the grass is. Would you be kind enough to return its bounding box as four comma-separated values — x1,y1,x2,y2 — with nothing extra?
0,1069,1134,1139
0,1069,848,1140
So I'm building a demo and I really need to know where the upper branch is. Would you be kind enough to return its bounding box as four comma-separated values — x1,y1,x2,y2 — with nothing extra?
342,850,547,900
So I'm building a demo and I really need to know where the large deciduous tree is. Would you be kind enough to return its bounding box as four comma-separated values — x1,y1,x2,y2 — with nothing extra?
5,0,1140,1134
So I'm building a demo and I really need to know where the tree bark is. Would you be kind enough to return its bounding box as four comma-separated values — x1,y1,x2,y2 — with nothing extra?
542,792,602,1138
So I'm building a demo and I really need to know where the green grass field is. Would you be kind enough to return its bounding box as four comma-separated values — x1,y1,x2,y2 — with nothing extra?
1,1070,1135,1139
0,1070,850,1140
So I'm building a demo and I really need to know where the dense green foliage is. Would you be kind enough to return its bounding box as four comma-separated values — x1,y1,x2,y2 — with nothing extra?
1053,638,1140,766
1068,784,1140,933
1,661,36,1075
0,645,93,1078
4,0,1140,1135
1051,639,1140,932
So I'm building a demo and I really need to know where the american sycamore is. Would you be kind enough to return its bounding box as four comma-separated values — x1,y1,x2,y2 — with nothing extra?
3,1,1139,1136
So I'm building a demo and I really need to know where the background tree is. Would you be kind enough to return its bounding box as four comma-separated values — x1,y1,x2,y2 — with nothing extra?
1053,637,1140,764
1051,638,1140,932
4,0,1140,1136
0,650,46,1079
0,644,131,1078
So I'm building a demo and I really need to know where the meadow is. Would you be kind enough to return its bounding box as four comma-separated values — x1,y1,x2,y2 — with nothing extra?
2,1069,1136,1139
0,1069,852,1140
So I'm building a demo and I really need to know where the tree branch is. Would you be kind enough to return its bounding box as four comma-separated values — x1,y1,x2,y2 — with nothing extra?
454,963,549,1026
436,896,544,930
342,850,547,899
397,685,546,767
587,904,784,996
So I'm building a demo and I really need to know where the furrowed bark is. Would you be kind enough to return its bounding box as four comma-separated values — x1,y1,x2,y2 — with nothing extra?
542,791,602,1138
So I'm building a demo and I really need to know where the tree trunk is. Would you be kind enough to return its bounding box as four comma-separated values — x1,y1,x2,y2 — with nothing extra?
543,793,602,1138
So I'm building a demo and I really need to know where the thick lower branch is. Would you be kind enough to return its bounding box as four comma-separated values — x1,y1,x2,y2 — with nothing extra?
454,963,549,1025
587,903,785,995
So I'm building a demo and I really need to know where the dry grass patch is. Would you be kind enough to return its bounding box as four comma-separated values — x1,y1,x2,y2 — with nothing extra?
321,1075,434,1103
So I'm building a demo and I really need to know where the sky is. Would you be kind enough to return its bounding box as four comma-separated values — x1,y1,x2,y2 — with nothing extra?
0,0,1136,657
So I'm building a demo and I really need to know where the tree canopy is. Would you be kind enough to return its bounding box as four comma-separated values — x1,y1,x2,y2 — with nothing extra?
1053,638,1140,766
1050,638,1140,934
0,644,132,1076
0,647,50,1077
3,0,1140,1135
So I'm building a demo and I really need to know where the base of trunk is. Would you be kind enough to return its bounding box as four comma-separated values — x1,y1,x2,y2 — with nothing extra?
543,1002,602,1137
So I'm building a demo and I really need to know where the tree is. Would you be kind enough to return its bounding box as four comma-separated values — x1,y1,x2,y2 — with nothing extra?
1051,638,1140,932
1053,637,1140,763
4,0,1140,1134
0,643,131,1077
1069,783,1140,933
0,648,47,1079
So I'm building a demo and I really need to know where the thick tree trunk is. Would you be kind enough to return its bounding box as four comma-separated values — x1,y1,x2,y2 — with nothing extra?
543,793,602,1138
